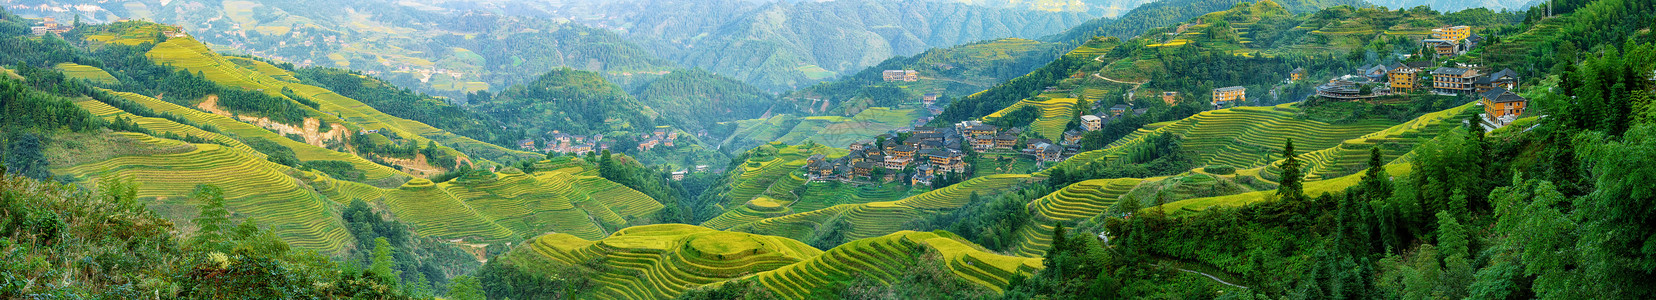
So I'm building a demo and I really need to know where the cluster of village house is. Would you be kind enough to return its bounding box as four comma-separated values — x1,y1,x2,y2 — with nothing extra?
1206,25,1531,130
28,17,73,35
514,127,689,155
804,125,968,186
516,131,610,155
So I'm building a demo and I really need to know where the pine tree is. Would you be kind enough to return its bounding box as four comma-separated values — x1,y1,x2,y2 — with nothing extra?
369,237,399,285
190,185,231,251
1044,223,1067,277
1277,139,1305,202
1359,146,1392,200
448,275,486,300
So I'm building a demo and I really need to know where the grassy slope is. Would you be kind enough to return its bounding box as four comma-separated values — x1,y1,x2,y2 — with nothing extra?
726,174,1031,242
497,224,1041,300
142,35,540,169
50,132,354,253
497,224,824,300
746,230,1043,298
54,62,119,84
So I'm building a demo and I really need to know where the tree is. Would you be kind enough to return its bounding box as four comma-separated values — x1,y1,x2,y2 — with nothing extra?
1437,210,1472,299
370,237,400,285
448,275,486,300
190,184,231,251
3,133,48,180
1277,139,1305,202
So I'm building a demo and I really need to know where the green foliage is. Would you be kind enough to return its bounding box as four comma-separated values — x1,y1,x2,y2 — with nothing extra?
447,275,485,300
189,184,231,252
476,68,656,136
239,137,302,168
297,67,524,148
370,237,399,285
1276,139,1306,202
632,69,776,132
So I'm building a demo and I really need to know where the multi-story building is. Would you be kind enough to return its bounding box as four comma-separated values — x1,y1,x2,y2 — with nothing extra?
1290,67,1306,81
882,70,919,82
1425,39,1461,57
1080,115,1103,131
1475,69,1520,93
1432,67,1481,95
1212,86,1246,107
1480,88,1527,127
1386,61,1434,92
1431,26,1471,41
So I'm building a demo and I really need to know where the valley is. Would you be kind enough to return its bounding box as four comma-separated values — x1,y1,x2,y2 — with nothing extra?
2,0,1654,299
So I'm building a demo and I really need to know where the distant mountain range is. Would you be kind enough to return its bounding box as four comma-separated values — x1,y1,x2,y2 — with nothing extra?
437,0,1097,91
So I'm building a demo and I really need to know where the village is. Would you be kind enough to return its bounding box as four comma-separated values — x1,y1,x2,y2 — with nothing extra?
1284,25,1530,131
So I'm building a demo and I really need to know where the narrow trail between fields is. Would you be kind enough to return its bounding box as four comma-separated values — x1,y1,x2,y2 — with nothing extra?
1178,268,1248,289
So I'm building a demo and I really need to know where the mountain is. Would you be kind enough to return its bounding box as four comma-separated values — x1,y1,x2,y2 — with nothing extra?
5,0,677,99
1042,0,1370,45
939,0,1161,17
630,69,779,134
433,0,1095,91
1365,0,1538,11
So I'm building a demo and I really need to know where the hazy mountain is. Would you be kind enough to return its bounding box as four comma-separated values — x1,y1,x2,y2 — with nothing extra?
1364,0,1538,11
425,0,1095,91
3,0,678,100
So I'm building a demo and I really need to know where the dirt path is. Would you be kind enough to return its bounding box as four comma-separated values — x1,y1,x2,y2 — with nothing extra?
1178,268,1248,289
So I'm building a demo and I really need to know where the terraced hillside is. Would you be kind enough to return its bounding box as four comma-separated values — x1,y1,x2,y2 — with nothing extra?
494,225,1042,300
1009,178,1144,257
101,89,409,186
745,230,1044,298
727,174,1032,243
702,144,845,230
54,63,119,84
1044,103,1400,175
140,34,541,172
1258,103,1478,181
305,162,664,242
51,133,354,253
721,107,925,150
494,224,824,300
984,97,1079,140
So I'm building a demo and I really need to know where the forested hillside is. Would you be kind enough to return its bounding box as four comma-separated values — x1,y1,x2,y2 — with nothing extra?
6,0,676,99
6,0,1656,299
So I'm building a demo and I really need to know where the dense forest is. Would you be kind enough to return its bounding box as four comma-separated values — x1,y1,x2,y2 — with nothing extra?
630,69,777,133
470,68,658,138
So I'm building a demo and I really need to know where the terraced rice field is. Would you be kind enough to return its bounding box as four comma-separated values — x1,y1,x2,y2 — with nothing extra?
1259,103,1476,181
498,224,823,300
142,36,539,167
1164,163,1412,213
55,63,119,84
1010,178,1143,257
53,135,354,254
747,230,1043,299
1045,103,1399,176
984,97,1078,140
728,174,1031,242
73,98,264,157
103,89,409,183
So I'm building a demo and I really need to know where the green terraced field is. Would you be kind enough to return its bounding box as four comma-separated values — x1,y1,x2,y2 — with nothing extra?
102,89,410,184
724,108,924,150
1010,178,1143,257
1163,163,1412,213
54,63,119,84
497,224,823,300
141,35,540,169
1258,103,1477,181
52,134,354,254
984,97,1078,140
73,98,264,157
1045,103,1400,176
728,174,1031,242
746,230,1043,298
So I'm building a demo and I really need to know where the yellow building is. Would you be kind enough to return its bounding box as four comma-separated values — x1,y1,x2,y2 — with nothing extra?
1212,86,1246,106
1431,26,1471,41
